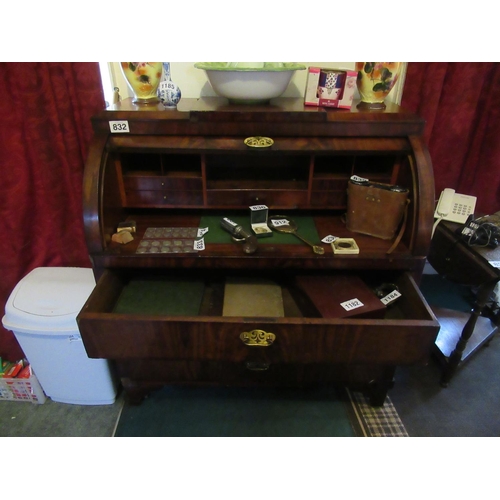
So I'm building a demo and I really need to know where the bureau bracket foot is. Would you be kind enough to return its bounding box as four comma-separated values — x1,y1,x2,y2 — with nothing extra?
122,378,162,406
367,377,395,407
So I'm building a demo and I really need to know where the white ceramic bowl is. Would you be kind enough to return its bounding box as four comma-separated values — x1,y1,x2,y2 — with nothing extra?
194,63,306,104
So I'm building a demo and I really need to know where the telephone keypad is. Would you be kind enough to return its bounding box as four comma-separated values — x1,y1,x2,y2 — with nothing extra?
452,203,472,217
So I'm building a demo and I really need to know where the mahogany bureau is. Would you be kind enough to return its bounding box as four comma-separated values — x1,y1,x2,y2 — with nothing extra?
77,97,440,406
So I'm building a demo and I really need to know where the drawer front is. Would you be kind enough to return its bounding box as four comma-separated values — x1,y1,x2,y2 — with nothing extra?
310,190,347,207
125,189,203,206
116,359,393,388
123,175,202,191
311,178,348,191
78,270,439,367
206,189,308,208
79,315,438,365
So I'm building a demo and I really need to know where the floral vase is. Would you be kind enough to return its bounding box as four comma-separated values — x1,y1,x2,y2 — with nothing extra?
355,62,401,110
120,62,162,104
158,62,182,108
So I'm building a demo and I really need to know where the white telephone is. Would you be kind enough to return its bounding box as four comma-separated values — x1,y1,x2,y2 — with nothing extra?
434,188,477,224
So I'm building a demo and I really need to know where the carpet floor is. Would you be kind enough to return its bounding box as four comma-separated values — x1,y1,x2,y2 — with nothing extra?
114,385,356,437
112,384,409,437
389,271,500,436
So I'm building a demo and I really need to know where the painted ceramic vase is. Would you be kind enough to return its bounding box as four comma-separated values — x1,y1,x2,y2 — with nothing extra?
120,62,162,104
356,62,401,110
158,62,182,108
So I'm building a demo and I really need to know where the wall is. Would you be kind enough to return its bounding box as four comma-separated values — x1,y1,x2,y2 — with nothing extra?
101,62,407,107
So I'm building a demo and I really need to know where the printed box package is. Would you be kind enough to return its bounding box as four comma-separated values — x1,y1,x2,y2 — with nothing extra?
304,67,357,109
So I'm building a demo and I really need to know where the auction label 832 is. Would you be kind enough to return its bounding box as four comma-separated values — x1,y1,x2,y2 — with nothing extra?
109,121,130,133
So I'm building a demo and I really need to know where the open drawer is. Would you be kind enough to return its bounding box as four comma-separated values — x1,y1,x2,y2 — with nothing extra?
77,268,440,367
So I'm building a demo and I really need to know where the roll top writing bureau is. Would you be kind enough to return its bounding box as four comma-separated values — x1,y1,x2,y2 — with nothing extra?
77,97,440,406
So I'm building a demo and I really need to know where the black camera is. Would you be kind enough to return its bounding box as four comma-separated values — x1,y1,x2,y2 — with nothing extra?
457,215,500,248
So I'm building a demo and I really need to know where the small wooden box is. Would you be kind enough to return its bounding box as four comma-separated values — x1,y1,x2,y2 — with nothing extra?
294,275,386,319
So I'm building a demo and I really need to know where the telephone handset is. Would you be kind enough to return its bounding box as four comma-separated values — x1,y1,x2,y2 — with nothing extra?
434,188,477,224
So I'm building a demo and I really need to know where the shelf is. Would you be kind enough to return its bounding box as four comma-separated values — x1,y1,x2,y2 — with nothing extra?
98,212,417,274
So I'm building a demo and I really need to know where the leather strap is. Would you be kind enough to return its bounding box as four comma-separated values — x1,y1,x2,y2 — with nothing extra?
387,199,411,254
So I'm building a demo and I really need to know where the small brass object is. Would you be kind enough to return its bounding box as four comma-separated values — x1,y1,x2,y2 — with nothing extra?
244,136,274,148
269,215,325,255
240,329,276,346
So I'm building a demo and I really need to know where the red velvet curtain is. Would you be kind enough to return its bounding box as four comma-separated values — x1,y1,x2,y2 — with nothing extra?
401,62,500,215
0,63,105,361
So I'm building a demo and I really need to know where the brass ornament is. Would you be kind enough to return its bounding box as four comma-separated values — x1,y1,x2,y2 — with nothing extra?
244,137,274,148
240,329,276,346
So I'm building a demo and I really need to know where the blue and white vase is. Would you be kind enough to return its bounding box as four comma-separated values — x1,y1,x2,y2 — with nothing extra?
158,62,181,108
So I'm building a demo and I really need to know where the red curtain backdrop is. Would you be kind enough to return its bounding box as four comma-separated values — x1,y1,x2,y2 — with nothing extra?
0,63,105,361
401,62,500,215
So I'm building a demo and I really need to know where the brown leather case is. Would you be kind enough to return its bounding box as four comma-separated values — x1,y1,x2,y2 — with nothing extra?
346,181,409,240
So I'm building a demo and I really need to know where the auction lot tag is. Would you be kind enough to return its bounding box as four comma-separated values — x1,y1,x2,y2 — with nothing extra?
194,238,205,251
380,289,402,305
271,219,289,227
322,235,337,244
109,120,130,133
340,298,364,311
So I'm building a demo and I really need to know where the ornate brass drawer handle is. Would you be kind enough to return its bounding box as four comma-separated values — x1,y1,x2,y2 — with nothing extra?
240,329,276,347
244,136,274,148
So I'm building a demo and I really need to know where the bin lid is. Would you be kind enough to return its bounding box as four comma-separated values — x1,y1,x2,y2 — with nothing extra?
2,267,96,334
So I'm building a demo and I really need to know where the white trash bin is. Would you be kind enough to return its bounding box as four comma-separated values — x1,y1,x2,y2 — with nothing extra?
2,267,117,405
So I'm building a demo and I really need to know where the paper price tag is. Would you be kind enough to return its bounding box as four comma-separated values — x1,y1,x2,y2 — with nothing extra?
250,205,268,211
380,289,402,305
194,239,205,251
340,298,364,311
490,261,500,269
271,219,289,227
160,81,177,91
350,175,369,183
109,120,130,133
197,227,209,237
322,235,337,244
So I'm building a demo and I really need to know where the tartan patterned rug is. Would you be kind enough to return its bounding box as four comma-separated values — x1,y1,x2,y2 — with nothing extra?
346,389,409,437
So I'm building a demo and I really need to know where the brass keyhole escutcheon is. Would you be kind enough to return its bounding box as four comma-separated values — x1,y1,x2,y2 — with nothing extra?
244,136,274,148
240,329,276,347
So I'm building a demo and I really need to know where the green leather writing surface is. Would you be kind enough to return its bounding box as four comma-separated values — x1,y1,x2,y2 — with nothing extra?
199,214,321,245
